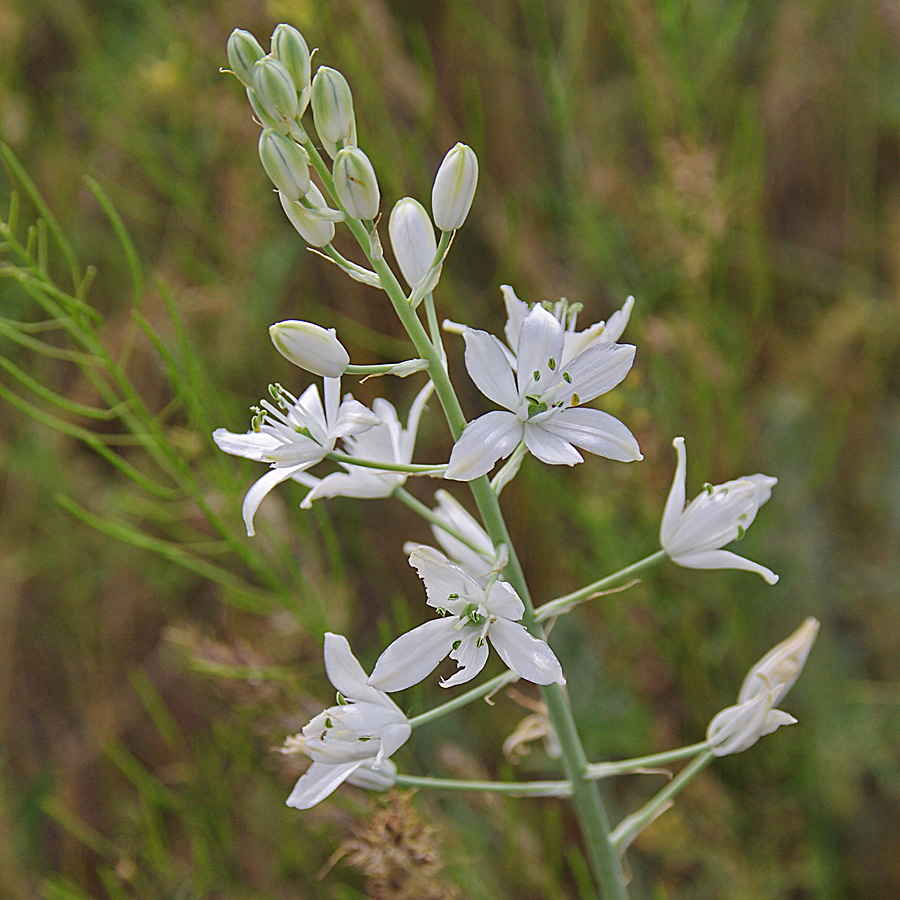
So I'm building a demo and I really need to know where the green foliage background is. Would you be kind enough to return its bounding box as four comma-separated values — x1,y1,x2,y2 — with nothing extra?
1,1,898,898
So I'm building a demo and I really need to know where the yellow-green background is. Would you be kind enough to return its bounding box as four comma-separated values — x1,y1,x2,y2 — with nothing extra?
1,1,898,898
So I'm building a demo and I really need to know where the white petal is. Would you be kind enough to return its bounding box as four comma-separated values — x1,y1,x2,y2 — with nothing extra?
408,545,483,611
378,721,413,760
523,423,584,466
463,329,518,409
285,760,364,809
367,619,457,692
660,437,687,546
445,411,523,481
441,633,490,688
323,633,393,708
516,306,565,401
501,284,529,353
670,548,779,584
301,471,399,507
738,617,820,705
488,618,565,685
539,408,642,462
242,465,305,536
599,295,634,344
401,380,436,460
213,428,281,461
332,397,381,439
555,342,635,404
483,579,525,621
347,758,397,791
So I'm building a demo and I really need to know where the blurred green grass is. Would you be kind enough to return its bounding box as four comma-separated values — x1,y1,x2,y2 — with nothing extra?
1,0,899,898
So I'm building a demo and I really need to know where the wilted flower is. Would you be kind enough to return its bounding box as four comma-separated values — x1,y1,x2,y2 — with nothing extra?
445,304,641,481
706,618,819,756
368,546,565,691
213,378,379,535
660,437,779,583
286,633,410,809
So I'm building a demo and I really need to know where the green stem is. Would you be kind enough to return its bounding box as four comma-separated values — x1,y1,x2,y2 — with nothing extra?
392,486,493,561
610,751,714,853
325,450,444,475
587,742,709,779
535,550,669,622
408,670,518,729
395,773,570,796
345,361,427,375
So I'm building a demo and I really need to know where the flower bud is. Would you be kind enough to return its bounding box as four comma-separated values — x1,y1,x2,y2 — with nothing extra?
251,56,298,128
270,24,311,95
432,142,479,231
258,130,310,200
389,197,437,287
279,184,336,247
311,66,356,156
269,320,349,377
333,147,380,220
227,29,265,87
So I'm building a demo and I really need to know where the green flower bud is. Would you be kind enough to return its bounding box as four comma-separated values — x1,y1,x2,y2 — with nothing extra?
252,56,298,128
246,87,283,133
279,183,336,247
333,147,380,220
389,197,437,287
269,320,349,377
271,24,311,95
311,66,356,157
432,142,479,231
227,29,265,87
259,129,310,200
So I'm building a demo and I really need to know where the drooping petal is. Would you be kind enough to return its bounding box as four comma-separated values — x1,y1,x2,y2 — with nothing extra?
488,618,565,685
515,306,565,402
445,411,523,481
539,407,642,462
367,619,457,692
213,428,281,461
553,342,635,404
285,760,364,809
660,437,688,546
670,548,779,584
322,632,394,708
523,423,584,466
463,329,519,410
440,633,491,687
300,470,399,507
242,464,306,536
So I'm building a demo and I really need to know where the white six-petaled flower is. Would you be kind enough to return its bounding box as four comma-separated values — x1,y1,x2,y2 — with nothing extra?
445,304,642,481
368,545,565,691
706,617,819,756
297,381,434,507
660,437,779,583
286,633,411,809
212,377,379,536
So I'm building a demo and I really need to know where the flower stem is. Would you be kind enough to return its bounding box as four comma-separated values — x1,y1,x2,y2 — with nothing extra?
325,450,444,475
394,773,571,796
587,742,710,779
408,670,519,728
610,750,714,853
535,550,669,622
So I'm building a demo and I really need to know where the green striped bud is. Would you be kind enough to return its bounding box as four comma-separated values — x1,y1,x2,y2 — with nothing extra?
333,147,380,220
258,130,310,200
251,56,298,129
269,320,349,377
389,197,437,287
271,25,311,94
226,29,265,87
432,142,479,231
311,66,356,157
279,183,336,247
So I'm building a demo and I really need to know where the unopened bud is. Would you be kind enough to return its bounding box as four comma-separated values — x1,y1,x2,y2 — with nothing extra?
333,147,380,220
432,142,479,231
252,56,298,128
269,320,349,377
389,197,437,288
311,66,356,157
259,130,310,200
279,184,336,247
227,29,265,87
271,24,311,96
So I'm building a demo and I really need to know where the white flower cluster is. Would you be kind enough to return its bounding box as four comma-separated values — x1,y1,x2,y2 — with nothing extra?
219,23,814,816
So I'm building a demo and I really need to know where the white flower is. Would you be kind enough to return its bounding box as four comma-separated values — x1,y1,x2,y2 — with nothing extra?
298,381,434,507
423,489,497,578
501,285,635,367
445,304,641,481
213,377,379,536
660,437,779,583
368,546,565,691
286,633,410,809
706,618,819,756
